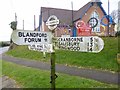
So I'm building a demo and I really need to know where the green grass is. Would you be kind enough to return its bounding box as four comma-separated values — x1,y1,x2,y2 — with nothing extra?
6,37,119,72
56,37,118,71
2,61,117,88
0,60,2,77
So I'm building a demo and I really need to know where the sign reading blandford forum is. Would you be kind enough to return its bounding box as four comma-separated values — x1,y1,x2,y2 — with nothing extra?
11,30,52,45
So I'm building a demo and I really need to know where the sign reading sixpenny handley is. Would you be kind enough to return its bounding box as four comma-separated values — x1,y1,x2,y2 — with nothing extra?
57,36,104,53
28,44,53,53
11,30,52,45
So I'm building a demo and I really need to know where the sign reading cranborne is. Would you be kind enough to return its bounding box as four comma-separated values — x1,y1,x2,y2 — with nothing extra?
11,30,52,45
57,36,104,53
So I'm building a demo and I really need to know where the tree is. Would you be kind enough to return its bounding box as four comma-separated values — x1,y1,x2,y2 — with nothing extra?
9,21,17,30
110,10,118,23
9,21,18,50
115,31,120,36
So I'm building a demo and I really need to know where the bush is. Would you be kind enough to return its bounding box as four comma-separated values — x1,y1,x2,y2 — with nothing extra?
0,42,10,47
115,31,120,36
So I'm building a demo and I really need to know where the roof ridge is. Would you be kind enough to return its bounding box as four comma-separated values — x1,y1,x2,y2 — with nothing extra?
77,1,91,11
41,7,77,12
90,0,101,2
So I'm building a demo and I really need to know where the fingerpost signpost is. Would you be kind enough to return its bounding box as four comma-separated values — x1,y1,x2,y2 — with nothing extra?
11,15,104,90
46,15,60,90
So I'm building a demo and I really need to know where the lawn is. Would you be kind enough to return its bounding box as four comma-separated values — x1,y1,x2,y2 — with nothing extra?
2,61,117,88
0,60,2,77
6,37,119,72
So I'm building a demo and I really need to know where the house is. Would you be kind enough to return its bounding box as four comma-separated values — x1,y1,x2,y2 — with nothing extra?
36,0,115,37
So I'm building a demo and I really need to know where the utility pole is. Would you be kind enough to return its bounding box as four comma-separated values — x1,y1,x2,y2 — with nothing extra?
15,13,17,22
71,1,74,27
34,15,36,30
23,20,24,30
15,13,17,29
39,7,42,31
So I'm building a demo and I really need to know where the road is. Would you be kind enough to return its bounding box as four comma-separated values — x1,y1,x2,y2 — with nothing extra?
0,46,119,86
2,54,119,85
0,46,9,54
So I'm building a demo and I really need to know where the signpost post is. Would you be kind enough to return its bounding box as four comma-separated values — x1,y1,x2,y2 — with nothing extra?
46,15,59,90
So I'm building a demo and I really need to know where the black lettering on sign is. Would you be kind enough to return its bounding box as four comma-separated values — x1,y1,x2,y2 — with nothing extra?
32,45,35,48
37,45,43,50
28,38,33,42
70,47,73,50
24,38,41,43
29,33,37,37
81,38,83,42
90,37,93,41
66,38,69,41
71,38,73,42
44,38,47,42
74,42,77,46
18,32,48,38
77,38,83,42
44,33,47,37
18,32,23,37
74,38,77,41
90,48,92,51
24,38,27,42
26,33,30,37
37,45,43,48
73,47,77,51
41,33,45,37
77,47,80,51
63,38,66,41
90,43,93,47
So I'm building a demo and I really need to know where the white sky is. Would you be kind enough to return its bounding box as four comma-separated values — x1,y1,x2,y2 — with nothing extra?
0,0,119,41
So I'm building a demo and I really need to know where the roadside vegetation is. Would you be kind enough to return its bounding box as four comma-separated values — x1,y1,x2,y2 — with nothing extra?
2,61,117,88
0,60,2,77
0,41,10,47
6,37,119,72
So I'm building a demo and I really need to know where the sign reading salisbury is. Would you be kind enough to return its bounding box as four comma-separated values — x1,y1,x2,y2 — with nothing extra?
57,36,104,53
11,30,52,45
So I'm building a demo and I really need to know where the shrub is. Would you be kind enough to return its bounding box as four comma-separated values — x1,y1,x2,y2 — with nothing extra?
0,42,10,47
115,31,120,36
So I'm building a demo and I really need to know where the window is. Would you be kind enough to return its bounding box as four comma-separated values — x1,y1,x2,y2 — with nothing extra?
89,11,100,32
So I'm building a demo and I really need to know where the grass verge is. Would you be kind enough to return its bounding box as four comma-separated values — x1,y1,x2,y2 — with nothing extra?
0,60,2,77
6,37,118,72
2,61,117,88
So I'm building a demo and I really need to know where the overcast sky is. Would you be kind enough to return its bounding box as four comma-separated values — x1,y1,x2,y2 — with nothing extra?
0,0,119,41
